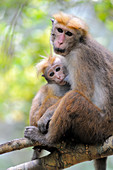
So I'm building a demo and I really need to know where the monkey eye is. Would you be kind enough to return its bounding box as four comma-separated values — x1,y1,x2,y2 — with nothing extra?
49,72,54,77
56,67,60,72
57,28,63,33
65,31,73,36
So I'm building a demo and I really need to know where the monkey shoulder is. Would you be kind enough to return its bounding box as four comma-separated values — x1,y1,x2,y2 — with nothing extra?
29,84,52,124
30,84,49,112
33,84,50,103
47,83,70,97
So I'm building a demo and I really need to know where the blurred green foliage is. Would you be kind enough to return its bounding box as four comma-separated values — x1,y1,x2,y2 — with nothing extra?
0,0,113,124
94,0,113,31
0,0,51,123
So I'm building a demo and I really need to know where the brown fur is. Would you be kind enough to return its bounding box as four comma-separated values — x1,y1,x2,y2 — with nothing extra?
25,12,113,170
30,55,70,130
53,12,88,35
30,85,61,127
36,56,56,74
29,55,70,160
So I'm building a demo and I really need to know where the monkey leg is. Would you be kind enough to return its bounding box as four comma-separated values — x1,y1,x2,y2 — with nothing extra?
25,90,112,146
24,100,62,146
47,90,112,144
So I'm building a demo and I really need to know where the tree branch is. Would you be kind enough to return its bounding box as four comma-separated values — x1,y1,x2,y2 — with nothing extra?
0,138,41,154
1,136,113,169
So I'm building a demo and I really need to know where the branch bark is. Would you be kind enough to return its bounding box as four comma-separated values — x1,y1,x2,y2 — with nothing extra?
0,138,40,155
1,136,113,169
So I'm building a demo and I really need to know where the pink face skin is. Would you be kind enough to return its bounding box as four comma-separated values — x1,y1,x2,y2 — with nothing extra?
52,23,76,56
46,58,67,85
54,25,74,49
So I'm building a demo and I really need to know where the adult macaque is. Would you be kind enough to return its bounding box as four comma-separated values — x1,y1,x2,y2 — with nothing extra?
25,12,113,170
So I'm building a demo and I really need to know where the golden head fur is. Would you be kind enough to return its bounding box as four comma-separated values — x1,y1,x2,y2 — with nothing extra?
53,12,88,34
36,55,56,75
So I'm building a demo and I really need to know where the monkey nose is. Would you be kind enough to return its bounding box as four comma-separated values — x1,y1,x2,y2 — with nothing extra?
58,41,63,46
58,41,63,44
57,75,61,79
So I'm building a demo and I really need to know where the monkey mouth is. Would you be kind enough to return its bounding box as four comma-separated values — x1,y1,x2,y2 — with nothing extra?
59,79,67,85
54,47,65,54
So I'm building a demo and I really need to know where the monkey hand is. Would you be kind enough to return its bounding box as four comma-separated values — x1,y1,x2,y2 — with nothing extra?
37,118,50,134
24,126,46,145
37,109,53,134
24,126,54,146
37,101,60,134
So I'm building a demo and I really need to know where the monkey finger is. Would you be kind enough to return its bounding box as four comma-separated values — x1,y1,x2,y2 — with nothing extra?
37,119,50,134
24,126,38,139
38,124,47,134
25,126,38,130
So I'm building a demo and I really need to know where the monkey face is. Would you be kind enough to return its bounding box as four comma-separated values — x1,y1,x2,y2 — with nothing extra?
45,58,68,85
51,23,79,56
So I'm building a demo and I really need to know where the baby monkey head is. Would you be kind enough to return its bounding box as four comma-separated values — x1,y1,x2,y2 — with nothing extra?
36,55,68,85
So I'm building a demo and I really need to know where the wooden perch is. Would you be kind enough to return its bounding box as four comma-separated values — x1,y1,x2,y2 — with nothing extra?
0,138,41,155
1,136,113,169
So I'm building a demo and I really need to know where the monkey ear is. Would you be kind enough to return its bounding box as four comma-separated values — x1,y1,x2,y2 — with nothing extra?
50,18,54,24
42,74,50,83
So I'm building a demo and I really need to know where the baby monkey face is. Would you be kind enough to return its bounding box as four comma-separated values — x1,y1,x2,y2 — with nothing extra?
46,59,67,85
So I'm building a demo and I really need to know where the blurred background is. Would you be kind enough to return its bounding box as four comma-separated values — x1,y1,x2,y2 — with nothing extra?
0,0,113,169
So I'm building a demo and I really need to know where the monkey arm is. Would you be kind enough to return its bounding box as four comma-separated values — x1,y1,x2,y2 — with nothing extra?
30,91,44,126
35,96,60,124
24,90,113,146
37,99,61,134
29,87,48,126
30,84,60,127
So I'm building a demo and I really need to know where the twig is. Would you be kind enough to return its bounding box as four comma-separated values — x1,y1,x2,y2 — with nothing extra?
0,138,40,154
